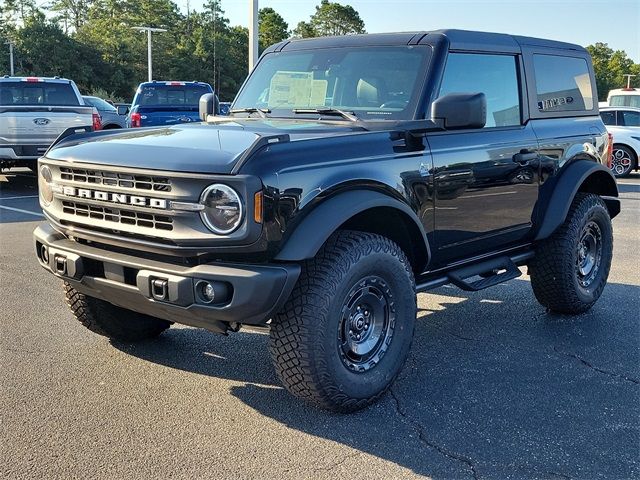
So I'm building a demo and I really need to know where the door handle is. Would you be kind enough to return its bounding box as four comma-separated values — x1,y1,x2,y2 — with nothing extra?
513,150,538,165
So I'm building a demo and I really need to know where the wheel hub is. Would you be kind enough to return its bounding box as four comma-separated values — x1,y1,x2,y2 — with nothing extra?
611,148,632,176
576,221,602,287
339,276,395,373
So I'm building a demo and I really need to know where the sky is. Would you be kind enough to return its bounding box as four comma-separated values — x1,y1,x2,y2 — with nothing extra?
183,0,640,62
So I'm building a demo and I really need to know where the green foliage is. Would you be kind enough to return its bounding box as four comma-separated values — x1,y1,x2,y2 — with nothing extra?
586,42,640,100
87,87,125,103
294,0,366,38
258,7,288,52
46,0,93,32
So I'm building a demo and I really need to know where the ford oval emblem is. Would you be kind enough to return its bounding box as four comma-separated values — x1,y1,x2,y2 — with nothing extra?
33,118,50,126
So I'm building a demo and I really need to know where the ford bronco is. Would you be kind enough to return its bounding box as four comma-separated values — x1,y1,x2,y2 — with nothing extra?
34,30,620,412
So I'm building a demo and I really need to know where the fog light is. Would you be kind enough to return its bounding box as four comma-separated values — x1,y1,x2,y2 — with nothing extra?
203,282,216,302
196,280,216,303
194,280,230,305
40,244,49,264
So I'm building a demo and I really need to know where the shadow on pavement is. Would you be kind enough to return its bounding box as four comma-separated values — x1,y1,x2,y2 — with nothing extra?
0,170,42,224
113,278,639,478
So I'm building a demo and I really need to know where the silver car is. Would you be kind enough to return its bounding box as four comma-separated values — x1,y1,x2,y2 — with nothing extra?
82,96,126,129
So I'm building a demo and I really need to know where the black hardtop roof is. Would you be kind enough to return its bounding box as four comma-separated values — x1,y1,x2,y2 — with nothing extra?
266,29,586,54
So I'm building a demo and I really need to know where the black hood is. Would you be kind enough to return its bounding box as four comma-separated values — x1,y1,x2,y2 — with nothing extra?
46,120,363,174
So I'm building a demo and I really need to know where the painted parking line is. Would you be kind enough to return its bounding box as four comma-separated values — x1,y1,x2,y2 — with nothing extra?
0,195,40,201
0,205,44,217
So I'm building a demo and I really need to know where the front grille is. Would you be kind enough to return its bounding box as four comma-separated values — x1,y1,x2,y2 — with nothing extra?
62,201,174,231
59,167,171,192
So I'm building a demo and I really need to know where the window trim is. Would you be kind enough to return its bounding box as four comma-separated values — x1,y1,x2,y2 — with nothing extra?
522,46,598,120
434,50,526,131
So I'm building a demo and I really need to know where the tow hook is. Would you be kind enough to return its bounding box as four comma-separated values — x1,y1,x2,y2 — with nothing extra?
151,278,169,301
54,254,67,275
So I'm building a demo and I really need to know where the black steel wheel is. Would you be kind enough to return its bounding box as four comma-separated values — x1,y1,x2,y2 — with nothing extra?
270,230,416,412
576,220,603,288
338,276,395,372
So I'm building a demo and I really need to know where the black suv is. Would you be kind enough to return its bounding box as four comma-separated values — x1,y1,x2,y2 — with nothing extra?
34,30,620,412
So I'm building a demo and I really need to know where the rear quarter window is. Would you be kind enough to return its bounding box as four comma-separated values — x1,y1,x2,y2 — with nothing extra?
533,55,594,113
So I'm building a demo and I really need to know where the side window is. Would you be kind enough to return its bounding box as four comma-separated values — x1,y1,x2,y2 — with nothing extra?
438,53,521,128
599,111,616,126
620,110,640,127
533,55,594,112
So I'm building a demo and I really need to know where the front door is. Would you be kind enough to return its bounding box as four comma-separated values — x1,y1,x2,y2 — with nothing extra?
427,52,540,266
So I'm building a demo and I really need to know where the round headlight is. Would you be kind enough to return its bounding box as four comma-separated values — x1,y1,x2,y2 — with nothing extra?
39,165,53,205
199,184,243,234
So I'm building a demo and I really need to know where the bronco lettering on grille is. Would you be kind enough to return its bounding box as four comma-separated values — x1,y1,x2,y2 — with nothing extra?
61,186,167,209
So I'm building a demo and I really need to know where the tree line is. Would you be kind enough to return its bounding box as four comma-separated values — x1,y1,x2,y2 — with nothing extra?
0,0,637,102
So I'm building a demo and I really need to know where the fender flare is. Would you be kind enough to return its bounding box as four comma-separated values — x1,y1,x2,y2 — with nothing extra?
275,189,431,262
535,161,619,240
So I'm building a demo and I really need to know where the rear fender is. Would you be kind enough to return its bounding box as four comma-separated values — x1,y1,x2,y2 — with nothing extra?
534,161,619,240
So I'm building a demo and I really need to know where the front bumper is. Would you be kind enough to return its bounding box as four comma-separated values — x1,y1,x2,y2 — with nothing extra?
34,223,300,333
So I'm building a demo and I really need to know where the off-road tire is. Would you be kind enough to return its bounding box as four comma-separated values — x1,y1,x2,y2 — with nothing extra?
530,193,613,314
269,230,416,412
64,282,171,341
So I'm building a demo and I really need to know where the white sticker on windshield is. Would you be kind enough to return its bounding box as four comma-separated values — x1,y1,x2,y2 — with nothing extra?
268,72,327,108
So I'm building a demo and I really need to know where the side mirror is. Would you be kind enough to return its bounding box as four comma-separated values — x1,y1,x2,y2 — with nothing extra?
430,92,486,130
116,105,128,116
199,93,220,121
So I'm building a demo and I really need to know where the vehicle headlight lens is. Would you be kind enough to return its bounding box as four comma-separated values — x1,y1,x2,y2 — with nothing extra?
200,184,243,234
39,165,53,206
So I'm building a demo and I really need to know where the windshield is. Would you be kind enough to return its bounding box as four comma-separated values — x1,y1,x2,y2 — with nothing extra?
0,81,80,106
134,84,212,108
233,46,431,121
84,96,116,112
609,95,640,108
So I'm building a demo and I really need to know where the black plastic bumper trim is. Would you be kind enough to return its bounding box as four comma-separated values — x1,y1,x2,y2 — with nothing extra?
34,223,300,331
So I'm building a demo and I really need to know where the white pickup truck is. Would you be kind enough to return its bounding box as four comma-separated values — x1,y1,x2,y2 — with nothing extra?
0,76,98,170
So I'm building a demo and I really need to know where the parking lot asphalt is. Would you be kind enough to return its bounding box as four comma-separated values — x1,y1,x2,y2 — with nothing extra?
1,169,638,480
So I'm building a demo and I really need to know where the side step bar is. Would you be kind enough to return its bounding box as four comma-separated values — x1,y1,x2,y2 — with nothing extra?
416,251,533,293
447,256,521,291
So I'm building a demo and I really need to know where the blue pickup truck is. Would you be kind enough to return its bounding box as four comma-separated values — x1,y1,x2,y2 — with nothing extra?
127,81,214,128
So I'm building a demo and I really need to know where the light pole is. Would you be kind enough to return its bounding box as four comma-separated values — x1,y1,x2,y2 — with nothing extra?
131,26,167,82
623,74,636,89
248,0,258,73
5,41,14,76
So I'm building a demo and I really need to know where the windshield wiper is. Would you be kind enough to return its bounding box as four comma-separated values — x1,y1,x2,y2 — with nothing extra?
292,108,359,122
230,107,271,118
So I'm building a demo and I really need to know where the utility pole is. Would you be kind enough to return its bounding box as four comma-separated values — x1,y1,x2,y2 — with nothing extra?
5,41,14,76
132,26,167,82
248,0,258,73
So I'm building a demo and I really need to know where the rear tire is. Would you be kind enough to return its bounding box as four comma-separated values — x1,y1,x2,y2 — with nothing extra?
529,193,613,314
269,230,416,412
64,282,171,341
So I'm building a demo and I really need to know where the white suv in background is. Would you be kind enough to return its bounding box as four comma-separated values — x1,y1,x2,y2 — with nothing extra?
600,106,640,177
607,87,640,108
